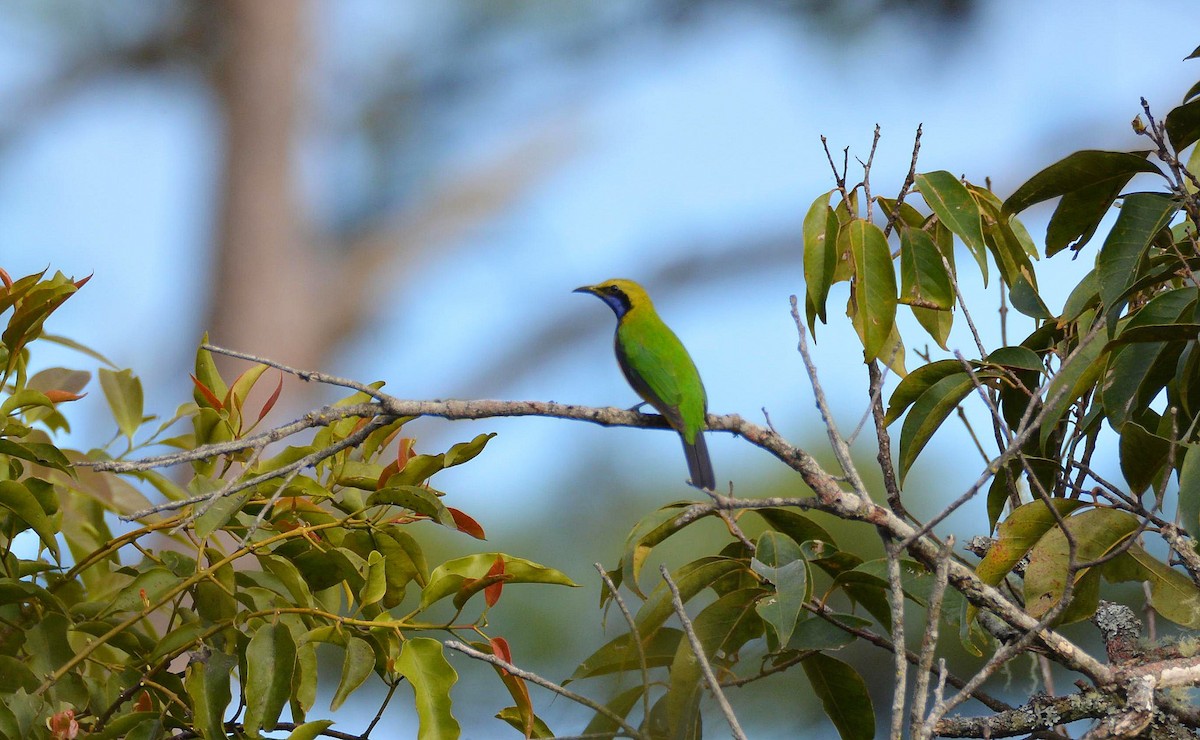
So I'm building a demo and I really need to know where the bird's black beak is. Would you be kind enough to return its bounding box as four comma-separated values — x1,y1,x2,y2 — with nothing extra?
573,285,597,295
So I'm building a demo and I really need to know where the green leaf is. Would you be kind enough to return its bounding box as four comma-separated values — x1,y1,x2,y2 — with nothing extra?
443,432,497,467
635,557,748,636
394,638,461,740
1003,150,1162,255
1101,287,1195,429
665,588,765,734
285,721,336,740
1039,324,1107,451
791,613,872,650
97,567,177,617
846,220,897,362
568,628,682,681
801,652,875,740
330,636,375,712
1106,544,1200,628
420,553,577,610
99,368,144,441
1097,192,1180,311
184,650,236,740
898,225,953,309
898,372,976,483
968,499,1089,625
621,502,707,595
1009,272,1054,320
803,190,840,327
1178,444,1200,538
496,707,554,738
1166,99,1200,152
916,171,988,280
0,438,72,472
884,359,964,426
583,685,644,736
751,531,807,646
193,336,228,407
359,549,388,606
1024,508,1140,622
0,480,59,560
244,622,297,733
985,346,1045,373
367,485,453,525
754,507,834,547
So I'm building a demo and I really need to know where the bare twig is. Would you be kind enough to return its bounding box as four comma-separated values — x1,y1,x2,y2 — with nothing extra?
911,536,953,734
595,563,651,724
444,640,644,740
885,541,908,740
660,565,747,740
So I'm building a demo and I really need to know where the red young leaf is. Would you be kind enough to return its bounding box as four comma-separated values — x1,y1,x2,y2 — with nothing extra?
448,507,487,540
256,371,284,424
489,636,534,737
73,273,93,289
0,267,12,289
133,690,153,712
485,555,506,607
190,374,224,410
490,636,513,666
396,437,416,468
376,460,401,490
48,709,78,740
43,389,86,403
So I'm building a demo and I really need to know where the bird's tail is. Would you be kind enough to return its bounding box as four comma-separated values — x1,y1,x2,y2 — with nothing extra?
682,432,716,490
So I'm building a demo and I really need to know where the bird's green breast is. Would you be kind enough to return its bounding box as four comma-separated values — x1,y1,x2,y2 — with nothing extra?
614,306,708,442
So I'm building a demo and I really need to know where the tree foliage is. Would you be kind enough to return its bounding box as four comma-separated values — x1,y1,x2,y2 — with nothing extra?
4,45,1200,740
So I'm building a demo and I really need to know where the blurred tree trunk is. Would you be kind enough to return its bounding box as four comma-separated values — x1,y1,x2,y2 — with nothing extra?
208,0,322,374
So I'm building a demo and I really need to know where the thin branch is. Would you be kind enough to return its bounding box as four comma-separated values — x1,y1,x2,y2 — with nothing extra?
882,124,924,238
444,640,645,740
885,541,908,740
789,295,870,501
595,563,651,724
660,565,748,740
911,536,953,734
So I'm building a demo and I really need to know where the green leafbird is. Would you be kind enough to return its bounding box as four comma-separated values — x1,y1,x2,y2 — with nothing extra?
575,278,716,490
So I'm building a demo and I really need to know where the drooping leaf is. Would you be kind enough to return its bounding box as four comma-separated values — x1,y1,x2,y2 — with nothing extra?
0,480,59,560
1024,507,1140,623
394,638,461,740
916,171,988,281
803,190,840,328
884,359,965,426
244,622,297,733
99,368,144,442
845,219,897,362
1096,192,1180,312
1039,323,1107,451
1177,444,1200,538
664,588,766,734
1166,98,1200,152
898,225,953,310
897,372,977,483
1105,544,1200,628
330,636,376,712
184,649,236,740
1003,150,1162,255
801,652,875,740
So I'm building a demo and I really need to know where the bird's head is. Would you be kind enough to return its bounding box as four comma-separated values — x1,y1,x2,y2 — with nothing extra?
573,278,652,319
